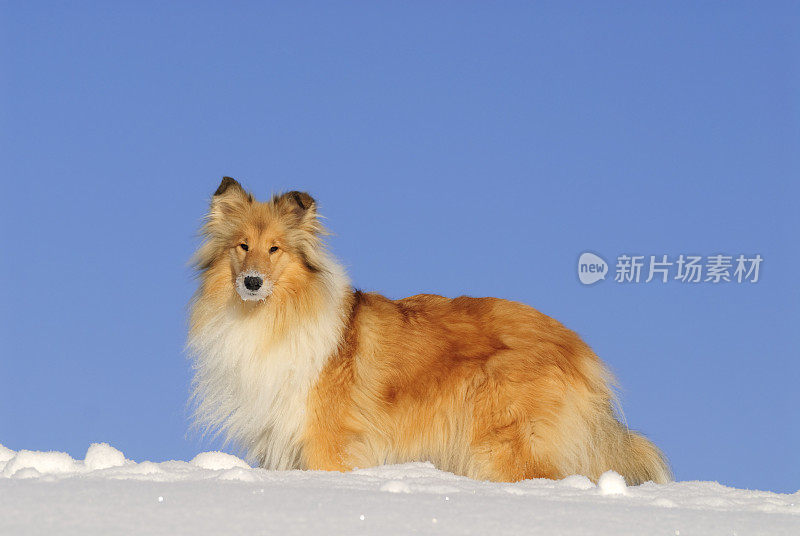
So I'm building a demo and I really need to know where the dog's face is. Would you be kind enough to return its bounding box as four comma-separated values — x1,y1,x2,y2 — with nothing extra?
196,177,325,304
231,219,283,302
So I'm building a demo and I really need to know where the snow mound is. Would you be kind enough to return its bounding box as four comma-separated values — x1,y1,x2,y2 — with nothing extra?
84,443,126,471
0,444,15,473
218,467,259,482
559,474,596,490
598,470,628,495
2,450,76,478
0,444,15,463
190,451,251,470
1,443,798,535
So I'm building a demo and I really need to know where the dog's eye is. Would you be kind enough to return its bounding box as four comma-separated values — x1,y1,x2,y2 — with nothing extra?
239,244,249,251
269,246,279,254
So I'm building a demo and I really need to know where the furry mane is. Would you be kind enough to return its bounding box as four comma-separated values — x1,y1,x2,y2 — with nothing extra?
187,178,350,466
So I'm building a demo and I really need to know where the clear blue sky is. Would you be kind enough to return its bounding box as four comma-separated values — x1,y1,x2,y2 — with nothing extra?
1,2,798,493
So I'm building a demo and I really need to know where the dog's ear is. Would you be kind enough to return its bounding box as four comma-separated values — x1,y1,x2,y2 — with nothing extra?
286,191,316,215
276,190,323,237
275,190,316,220
214,176,242,196
277,191,325,271
212,177,253,203
210,176,253,212
194,178,255,271
206,177,253,236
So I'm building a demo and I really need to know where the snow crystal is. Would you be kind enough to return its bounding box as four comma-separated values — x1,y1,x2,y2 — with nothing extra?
0,444,14,463
218,467,258,482
559,474,596,490
190,451,251,471
380,480,412,493
0,444,14,473
354,461,441,480
598,470,627,495
2,450,76,478
10,467,42,480
115,460,164,476
84,443,126,471
503,486,528,495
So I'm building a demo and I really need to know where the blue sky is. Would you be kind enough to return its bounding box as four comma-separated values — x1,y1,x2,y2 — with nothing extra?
1,2,798,492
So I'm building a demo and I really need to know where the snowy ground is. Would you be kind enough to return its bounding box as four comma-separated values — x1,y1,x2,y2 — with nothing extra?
1,443,798,535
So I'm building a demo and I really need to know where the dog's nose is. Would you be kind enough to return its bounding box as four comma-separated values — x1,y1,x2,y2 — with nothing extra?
244,276,263,291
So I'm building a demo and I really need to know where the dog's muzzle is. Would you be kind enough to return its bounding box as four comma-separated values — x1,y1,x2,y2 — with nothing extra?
235,270,273,301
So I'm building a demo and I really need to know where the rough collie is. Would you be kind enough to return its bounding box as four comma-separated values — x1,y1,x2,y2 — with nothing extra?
188,177,671,484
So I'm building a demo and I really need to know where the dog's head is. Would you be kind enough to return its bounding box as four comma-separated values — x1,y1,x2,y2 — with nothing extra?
194,177,327,303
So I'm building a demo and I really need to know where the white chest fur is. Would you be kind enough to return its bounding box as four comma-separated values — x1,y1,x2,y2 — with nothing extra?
189,300,344,469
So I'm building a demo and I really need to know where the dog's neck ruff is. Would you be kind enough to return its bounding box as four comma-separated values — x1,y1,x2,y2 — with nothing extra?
189,263,350,469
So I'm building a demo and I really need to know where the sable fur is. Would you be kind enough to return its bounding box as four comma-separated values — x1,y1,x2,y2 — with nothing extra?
188,178,671,484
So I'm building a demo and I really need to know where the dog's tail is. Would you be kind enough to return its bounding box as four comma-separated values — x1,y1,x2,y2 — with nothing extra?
555,404,672,485
596,424,672,485
620,430,672,484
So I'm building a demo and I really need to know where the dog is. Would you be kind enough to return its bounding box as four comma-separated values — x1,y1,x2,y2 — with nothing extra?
188,177,671,484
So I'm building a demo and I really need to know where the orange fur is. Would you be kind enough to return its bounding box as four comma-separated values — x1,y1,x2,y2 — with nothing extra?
188,178,671,484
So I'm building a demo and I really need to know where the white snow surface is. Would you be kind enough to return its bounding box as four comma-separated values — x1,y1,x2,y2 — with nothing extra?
84,442,127,471
1,443,798,535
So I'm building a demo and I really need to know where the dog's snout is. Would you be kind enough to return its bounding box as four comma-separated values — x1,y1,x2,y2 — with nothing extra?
236,271,271,301
244,276,263,291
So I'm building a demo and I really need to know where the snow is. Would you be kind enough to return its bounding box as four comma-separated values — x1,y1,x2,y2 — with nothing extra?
2,449,77,478
84,442,126,471
380,479,413,493
598,470,628,495
190,450,252,471
1,443,798,535
0,443,15,463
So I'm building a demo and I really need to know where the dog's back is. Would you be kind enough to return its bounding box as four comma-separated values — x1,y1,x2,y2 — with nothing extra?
304,292,671,484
